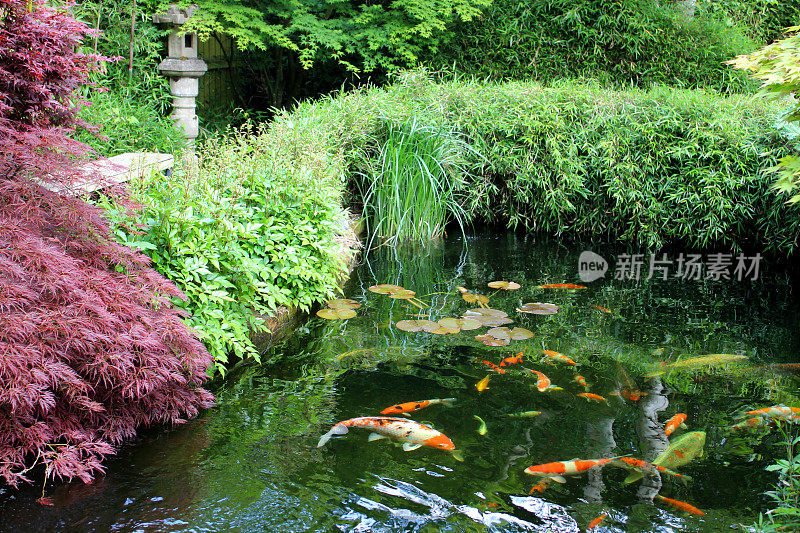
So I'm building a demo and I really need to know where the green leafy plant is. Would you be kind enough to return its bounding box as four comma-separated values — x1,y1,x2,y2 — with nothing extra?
358,119,475,246
755,424,800,531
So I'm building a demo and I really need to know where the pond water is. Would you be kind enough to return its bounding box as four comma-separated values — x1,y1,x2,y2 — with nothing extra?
2,232,800,533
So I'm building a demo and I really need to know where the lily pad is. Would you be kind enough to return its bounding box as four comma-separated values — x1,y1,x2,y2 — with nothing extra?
463,308,508,318
395,319,441,333
488,281,521,290
430,327,458,335
487,327,534,341
480,317,514,327
326,298,361,310
438,317,482,331
517,302,560,315
316,308,357,320
475,334,510,347
462,292,490,304
388,289,416,300
369,284,405,294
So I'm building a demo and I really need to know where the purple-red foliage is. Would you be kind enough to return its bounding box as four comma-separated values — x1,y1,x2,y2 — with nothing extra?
0,0,214,487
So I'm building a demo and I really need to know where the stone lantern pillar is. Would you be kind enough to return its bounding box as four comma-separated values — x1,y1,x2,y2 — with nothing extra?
153,5,207,146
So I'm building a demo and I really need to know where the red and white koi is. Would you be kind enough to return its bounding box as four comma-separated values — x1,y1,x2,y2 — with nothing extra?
573,375,589,390
530,370,562,392
480,360,506,374
611,457,692,482
655,494,705,516
381,398,456,415
524,456,621,483
542,350,577,366
317,416,456,452
577,393,608,403
727,417,766,431
664,413,688,437
537,283,587,289
746,405,800,420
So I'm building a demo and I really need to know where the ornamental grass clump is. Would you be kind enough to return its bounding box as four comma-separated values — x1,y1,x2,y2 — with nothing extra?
0,0,213,487
359,119,475,246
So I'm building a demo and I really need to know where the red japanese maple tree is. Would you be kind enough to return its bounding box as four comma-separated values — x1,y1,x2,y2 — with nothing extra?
0,0,214,487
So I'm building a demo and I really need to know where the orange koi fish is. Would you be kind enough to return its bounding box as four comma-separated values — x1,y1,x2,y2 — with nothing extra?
655,494,705,516
587,513,607,530
592,305,612,314
529,479,551,493
746,405,800,419
621,389,647,401
476,375,491,392
664,414,688,437
573,375,589,390
611,457,692,482
317,416,456,452
480,360,506,374
577,393,608,403
537,283,587,289
524,456,620,483
530,370,562,392
727,417,766,431
381,398,456,415
500,353,524,367
543,350,577,366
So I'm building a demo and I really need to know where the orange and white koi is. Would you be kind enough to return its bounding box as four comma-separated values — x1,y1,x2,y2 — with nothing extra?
530,370,562,392
317,416,456,452
587,513,607,530
381,398,456,415
480,360,506,374
476,374,491,392
577,393,608,403
537,283,587,289
655,494,705,516
573,375,589,390
542,350,577,366
611,457,692,482
664,413,688,437
727,417,766,431
500,353,524,367
524,456,620,483
746,405,800,420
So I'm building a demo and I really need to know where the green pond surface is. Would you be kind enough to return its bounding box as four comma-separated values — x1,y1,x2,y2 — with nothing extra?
2,232,800,532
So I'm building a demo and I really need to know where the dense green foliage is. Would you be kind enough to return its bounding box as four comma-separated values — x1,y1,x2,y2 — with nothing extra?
729,27,800,204
429,0,757,93
708,0,800,44
102,127,351,373
262,73,798,254
358,119,473,245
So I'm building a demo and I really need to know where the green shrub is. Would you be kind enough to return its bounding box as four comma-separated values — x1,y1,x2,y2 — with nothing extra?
102,126,350,373
706,0,800,45
427,0,757,93
266,72,800,254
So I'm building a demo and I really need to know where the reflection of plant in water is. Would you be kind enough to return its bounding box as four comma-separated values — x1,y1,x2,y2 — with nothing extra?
756,423,800,532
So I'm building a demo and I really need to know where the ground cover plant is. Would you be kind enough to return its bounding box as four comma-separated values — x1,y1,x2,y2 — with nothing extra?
235,72,800,255
104,125,352,374
0,0,214,487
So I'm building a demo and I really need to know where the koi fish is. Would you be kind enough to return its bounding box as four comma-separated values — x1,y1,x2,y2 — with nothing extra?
317,416,456,452
592,305,612,314
664,414,688,437
611,457,692,482
537,283,587,289
524,456,622,483
530,370,563,392
746,405,800,420
480,360,506,374
381,398,456,415
587,513,607,530
573,375,589,390
727,417,766,431
620,389,646,401
500,353,524,367
655,494,705,516
529,479,551,493
624,431,705,484
474,415,487,435
505,410,542,418
476,375,491,392
542,350,577,366
577,393,607,403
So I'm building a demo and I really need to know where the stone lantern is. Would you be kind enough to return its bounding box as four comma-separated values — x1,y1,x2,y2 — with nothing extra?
153,5,207,146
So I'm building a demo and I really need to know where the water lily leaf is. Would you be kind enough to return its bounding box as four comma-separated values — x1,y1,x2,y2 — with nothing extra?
462,292,489,304
475,334,510,347
488,281,521,290
480,317,514,326
486,327,511,341
316,308,357,320
388,289,416,300
463,308,508,318
430,327,458,335
517,302,560,315
509,327,534,340
326,298,361,310
369,284,405,294
438,317,482,331
395,319,440,332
